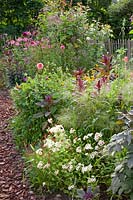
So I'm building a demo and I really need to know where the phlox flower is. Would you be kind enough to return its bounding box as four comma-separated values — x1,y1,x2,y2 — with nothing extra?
36,63,44,70
76,146,82,153
48,118,53,124
43,138,55,148
98,140,105,146
43,162,50,169
49,125,64,134
70,128,75,134
68,185,74,190
84,144,93,150
87,176,96,183
81,164,92,174
37,161,43,169
90,151,98,159
94,132,102,142
36,148,43,155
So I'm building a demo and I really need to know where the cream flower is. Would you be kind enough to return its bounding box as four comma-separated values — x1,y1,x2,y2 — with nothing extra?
36,148,43,155
37,161,43,169
76,146,82,153
84,143,93,150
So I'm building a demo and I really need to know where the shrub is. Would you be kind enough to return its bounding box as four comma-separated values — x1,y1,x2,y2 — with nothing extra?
11,67,74,147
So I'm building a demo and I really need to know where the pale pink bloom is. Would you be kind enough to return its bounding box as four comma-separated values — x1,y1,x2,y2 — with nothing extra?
16,37,23,42
98,140,105,146
123,56,128,63
60,44,65,50
9,40,15,45
22,37,29,42
30,40,38,46
15,42,20,46
37,63,44,70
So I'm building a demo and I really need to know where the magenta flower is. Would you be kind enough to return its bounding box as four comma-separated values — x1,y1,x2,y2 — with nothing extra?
45,95,53,104
36,63,44,70
95,80,102,91
22,31,31,37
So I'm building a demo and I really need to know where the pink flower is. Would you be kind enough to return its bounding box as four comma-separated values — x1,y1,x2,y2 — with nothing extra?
16,37,23,42
22,37,29,42
60,44,65,50
22,31,31,37
123,56,128,63
15,42,20,46
36,63,44,70
9,40,15,45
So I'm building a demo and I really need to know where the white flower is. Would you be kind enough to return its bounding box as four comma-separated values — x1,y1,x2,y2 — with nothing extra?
44,138,55,148
37,161,43,169
68,185,74,190
98,140,105,146
85,153,89,156
83,135,88,140
94,132,102,141
68,164,73,172
87,133,93,137
76,146,82,153
84,143,93,150
48,118,53,124
49,125,64,134
86,36,91,41
62,164,68,170
54,170,59,175
90,151,98,159
70,128,75,134
36,148,43,155
73,138,77,144
43,162,50,169
95,145,99,150
76,163,83,171
87,176,96,183
42,182,46,186
81,164,92,174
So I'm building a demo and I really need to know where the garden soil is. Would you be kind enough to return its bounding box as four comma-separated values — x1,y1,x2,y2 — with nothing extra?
0,89,69,200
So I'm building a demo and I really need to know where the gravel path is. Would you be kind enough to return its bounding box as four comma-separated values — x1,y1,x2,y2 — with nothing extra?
0,90,38,200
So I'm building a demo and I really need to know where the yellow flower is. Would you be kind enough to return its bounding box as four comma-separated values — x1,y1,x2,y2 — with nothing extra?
116,120,124,125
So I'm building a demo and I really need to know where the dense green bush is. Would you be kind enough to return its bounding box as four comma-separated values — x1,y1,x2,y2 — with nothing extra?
107,0,133,39
11,67,74,147
0,0,44,36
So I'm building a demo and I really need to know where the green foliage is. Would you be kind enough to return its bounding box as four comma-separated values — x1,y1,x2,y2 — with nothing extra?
107,107,133,199
0,0,44,36
107,0,133,39
11,68,73,147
